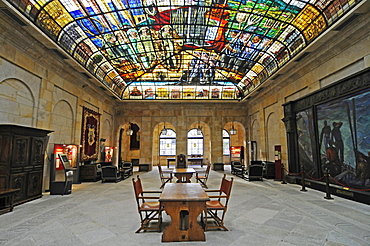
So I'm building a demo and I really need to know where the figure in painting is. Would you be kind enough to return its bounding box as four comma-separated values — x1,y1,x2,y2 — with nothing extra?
331,122,344,163
324,140,341,177
355,150,370,186
319,120,331,150
101,33,121,60
218,30,243,71
159,25,182,69
188,52,204,84
137,27,159,69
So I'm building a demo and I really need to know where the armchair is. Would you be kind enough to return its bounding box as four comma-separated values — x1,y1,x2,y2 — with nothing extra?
231,161,244,177
101,166,121,183
120,161,133,180
244,164,264,181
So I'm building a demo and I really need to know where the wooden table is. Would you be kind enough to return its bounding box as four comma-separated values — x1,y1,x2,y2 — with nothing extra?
188,157,203,167
160,183,209,242
173,168,195,183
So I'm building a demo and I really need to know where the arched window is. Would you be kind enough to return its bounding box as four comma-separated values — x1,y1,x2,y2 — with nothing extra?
187,129,203,156
223,129,230,155
159,129,176,156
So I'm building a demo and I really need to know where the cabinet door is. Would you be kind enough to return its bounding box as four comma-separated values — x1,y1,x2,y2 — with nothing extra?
12,136,30,167
10,173,27,203
28,170,43,198
30,137,46,166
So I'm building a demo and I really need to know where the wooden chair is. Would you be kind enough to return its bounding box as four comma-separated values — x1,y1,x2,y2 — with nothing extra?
195,164,211,188
176,154,186,168
204,174,233,231
158,164,172,189
132,175,162,233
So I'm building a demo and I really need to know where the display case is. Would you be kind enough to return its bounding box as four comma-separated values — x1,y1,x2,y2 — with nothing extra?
104,146,114,162
53,144,79,170
230,146,244,164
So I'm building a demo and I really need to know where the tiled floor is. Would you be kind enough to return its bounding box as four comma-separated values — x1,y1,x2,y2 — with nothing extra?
0,165,369,246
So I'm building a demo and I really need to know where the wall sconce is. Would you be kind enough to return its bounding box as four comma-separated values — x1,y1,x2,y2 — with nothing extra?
230,122,237,135
126,123,133,136
197,121,202,135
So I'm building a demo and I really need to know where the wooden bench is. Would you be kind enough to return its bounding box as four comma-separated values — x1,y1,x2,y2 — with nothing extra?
0,188,20,214
138,164,150,171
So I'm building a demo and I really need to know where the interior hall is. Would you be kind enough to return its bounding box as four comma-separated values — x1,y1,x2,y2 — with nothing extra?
0,0,370,244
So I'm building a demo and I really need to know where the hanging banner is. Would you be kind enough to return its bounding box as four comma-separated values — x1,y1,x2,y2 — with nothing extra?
80,107,100,161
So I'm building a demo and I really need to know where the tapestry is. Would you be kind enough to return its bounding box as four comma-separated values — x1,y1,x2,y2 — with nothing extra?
81,107,100,161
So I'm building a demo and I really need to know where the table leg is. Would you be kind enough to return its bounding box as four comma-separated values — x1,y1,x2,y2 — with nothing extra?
162,201,206,242
174,173,193,183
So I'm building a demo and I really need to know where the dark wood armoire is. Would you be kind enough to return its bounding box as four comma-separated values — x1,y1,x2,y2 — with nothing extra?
0,125,52,205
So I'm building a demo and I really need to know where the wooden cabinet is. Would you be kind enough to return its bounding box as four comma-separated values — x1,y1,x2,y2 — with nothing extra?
0,125,52,205
79,164,101,182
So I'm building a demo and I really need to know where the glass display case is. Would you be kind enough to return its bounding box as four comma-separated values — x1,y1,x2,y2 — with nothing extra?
230,146,244,163
53,144,79,170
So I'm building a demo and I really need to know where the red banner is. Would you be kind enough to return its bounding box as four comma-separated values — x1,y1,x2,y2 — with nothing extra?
80,107,100,161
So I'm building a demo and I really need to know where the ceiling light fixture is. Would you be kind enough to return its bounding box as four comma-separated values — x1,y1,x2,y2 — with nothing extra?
230,122,237,135
197,121,202,135
126,123,133,136
161,122,167,135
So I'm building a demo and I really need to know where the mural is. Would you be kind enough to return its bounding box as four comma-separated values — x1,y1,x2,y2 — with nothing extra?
317,90,370,189
296,108,318,178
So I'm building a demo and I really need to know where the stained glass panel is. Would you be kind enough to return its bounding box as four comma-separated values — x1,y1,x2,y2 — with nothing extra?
4,0,362,100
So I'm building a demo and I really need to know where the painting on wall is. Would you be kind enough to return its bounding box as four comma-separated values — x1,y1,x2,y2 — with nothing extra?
316,89,370,189
296,108,318,178
80,107,101,161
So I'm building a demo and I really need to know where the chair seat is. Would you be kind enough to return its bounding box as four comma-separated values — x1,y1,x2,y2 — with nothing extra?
206,200,225,209
141,201,161,210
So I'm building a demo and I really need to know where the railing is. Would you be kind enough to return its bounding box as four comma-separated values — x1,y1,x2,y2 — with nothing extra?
281,164,370,199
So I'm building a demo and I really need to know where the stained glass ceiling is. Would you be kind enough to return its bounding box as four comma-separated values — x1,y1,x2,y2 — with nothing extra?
3,0,362,100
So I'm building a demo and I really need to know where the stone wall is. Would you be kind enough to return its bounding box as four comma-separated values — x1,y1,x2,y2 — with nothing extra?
0,12,117,190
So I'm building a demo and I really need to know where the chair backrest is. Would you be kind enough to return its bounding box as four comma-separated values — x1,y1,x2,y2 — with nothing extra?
132,175,144,205
122,162,132,168
157,164,165,178
219,174,234,202
177,154,186,168
248,165,263,176
251,160,263,166
231,161,242,167
102,166,118,176
204,164,211,177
